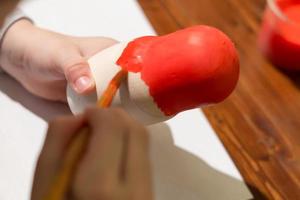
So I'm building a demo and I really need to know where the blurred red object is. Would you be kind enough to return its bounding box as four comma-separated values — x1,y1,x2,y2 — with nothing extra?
259,0,300,70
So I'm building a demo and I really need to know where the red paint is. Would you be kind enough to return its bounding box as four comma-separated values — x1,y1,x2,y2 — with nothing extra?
117,26,239,116
259,0,300,70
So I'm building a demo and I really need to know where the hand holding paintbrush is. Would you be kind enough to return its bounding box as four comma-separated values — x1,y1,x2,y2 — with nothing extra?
31,70,153,200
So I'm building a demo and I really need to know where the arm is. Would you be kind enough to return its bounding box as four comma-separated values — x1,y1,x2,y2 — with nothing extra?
0,9,29,43
0,9,31,72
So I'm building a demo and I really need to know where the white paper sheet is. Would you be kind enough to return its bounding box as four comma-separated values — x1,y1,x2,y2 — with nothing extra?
0,0,252,199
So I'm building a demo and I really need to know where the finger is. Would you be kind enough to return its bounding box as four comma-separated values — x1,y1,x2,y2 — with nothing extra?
64,60,95,95
125,121,152,190
61,37,117,95
89,108,151,184
71,108,129,198
52,38,95,95
31,115,85,200
85,108,129,177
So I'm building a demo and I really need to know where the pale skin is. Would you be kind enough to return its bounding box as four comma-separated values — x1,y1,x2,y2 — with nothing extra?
32,108,153,200
0,1,153,199
0,19,116,101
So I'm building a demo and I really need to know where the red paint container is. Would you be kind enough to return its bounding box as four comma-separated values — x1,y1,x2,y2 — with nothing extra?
259,0,300,70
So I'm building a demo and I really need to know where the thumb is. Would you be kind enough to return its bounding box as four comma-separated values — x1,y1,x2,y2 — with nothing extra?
64,59,95,94
59,36,117,95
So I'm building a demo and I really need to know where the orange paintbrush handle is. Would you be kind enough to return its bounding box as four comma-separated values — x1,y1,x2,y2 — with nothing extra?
45,69,128,200
97,69,128,107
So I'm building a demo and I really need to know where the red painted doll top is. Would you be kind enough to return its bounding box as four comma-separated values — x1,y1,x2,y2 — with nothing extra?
117,25,240,116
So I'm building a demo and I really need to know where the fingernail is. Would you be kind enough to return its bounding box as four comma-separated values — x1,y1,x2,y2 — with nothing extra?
74,76,93,93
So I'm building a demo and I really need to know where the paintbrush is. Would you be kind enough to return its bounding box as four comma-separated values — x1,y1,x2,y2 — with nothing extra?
45,69,128,200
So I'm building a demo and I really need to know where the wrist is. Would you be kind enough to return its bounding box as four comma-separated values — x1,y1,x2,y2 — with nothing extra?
0,19,35,72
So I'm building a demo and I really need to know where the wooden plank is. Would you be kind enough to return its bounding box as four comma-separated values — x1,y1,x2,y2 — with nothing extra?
138,0,300,199
0,0,20,24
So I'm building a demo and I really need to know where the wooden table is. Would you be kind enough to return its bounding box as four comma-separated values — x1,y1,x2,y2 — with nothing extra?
138,0,300,199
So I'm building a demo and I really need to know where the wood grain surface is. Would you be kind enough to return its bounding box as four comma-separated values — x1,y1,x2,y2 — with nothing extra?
0,0,20,25
137,0,300,199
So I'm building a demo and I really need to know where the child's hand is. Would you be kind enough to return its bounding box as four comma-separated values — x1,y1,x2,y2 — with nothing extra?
31,108,153,200
0,19,117,101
